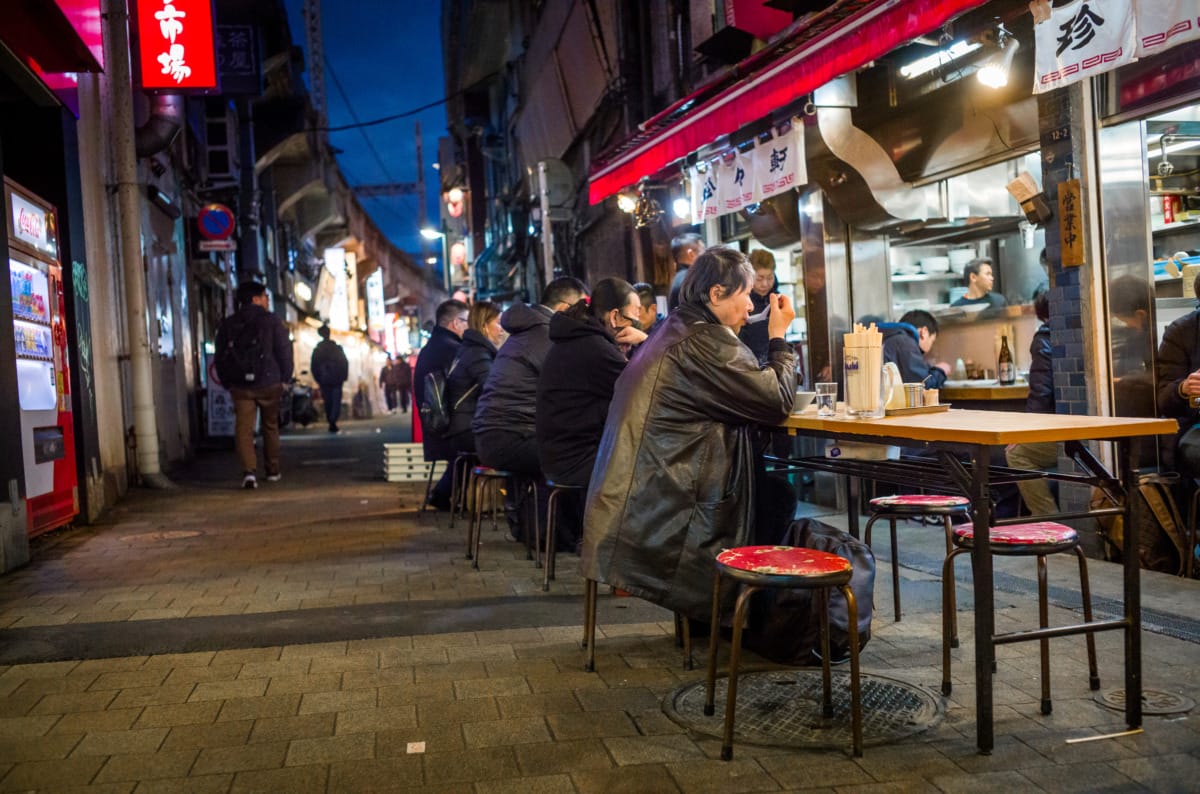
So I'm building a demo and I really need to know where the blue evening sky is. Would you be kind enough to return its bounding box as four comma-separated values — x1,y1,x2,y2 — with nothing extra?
282,1,446,259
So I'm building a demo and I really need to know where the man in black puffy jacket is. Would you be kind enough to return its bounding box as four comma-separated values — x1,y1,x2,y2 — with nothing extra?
1157,272,1200,478
214,281,293,489
414,299,468,510
880,309,950,389
1006,289,1058,515
311,325,349,433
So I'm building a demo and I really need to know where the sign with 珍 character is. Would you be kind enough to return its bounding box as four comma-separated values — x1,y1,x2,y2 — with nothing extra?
1058,179,1084,267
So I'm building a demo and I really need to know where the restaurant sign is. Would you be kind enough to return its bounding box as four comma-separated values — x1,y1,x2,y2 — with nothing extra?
134,0,218,91
1058,179,1084,267
688,120,806,224
1033,0,1199,94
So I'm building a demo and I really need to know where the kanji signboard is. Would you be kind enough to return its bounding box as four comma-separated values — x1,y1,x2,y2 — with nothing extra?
134,0,218,91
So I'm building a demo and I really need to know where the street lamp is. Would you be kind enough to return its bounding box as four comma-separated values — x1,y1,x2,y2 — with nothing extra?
420,227,450,292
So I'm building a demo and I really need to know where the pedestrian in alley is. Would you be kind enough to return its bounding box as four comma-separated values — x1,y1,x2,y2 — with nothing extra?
445,300,504,455
213,281,293,490
311,325,349,433
380,355,412,413
667,232,705,311
415,299,469,510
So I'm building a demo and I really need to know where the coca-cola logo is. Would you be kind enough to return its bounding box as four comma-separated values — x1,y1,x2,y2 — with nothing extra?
17,207,45,241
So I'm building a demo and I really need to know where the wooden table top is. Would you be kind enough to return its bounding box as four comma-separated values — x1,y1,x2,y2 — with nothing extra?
781,407,1177,446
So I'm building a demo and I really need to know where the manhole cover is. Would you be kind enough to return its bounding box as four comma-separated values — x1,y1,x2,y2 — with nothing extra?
1094,688,1195,715
119,530,203,543
665,670,942,749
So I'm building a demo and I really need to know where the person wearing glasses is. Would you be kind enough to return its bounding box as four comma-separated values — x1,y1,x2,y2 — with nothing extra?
444,300,504,454
414,298,469,510
582,247,796,620
535,279,647,550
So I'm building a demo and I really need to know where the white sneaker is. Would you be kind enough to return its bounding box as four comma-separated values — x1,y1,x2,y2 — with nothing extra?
242,473,258,489
266,473,282,483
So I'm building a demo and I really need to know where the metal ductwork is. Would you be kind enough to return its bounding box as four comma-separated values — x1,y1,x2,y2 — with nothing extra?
135,93,184,158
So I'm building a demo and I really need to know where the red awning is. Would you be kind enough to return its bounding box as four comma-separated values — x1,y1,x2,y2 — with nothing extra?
588,0,990,205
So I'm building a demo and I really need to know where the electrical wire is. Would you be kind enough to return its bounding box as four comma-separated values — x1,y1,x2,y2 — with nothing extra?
325,57,399,185
310,69,500,133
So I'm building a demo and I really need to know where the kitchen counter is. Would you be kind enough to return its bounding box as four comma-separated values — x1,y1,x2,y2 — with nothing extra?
940,380,1029,401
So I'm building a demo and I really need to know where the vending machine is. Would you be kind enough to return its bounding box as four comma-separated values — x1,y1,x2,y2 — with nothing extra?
5,178,78,536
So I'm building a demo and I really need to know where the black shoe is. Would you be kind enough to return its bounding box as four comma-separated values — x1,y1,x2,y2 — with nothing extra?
328,424,338,433
427,496,451,511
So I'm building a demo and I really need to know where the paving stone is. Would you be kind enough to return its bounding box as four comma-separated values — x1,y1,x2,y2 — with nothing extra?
334,705,417,735
850,743,962,782
162,664,242,686
757,752,874,789
378,679,455,706
381,648,451,667
421,746,520,784
134,700,221,728
298,687,377,714
13,673,100,696
89,670,172,692
413,661,489,683
0,713,60,738
130,773,234,793
72,658,151,674
236,658,312,680
475,773,576,794
189,678,269,702
926,769,1040,794
571,763,681,793
161,719,254,750
416,698,500,727
664,758,781,792
248,712,335,744
453,676,531,700
309,652,379,674
494,691,581,719
1111,752,1200,791
29,689,117,715
141,652,217,670
285,731,374,765
191,740,289,775
526,670,608,694
0,756,105,790
109,685,196,710
264,672,342,696
0,690,41,718
328,755,423,792
1018,761,1141,793
342,668,416,690
377,723,466,755
546,709,638,741
216,693,301,722
575,686,661,713
939,734,1056,773
512,738,614,776
279,641,349,659
0,732,83,762
827,783,939,794
212,648,282,665
483,659,561,679
94,749,198,783
461,716,551,748
603,734,705,765
230,763,329,793
72,727,169,756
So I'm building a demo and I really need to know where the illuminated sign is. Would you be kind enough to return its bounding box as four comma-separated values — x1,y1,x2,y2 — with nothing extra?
323,248,350,332
134,0,218,90
366,271,385,330
8,189,58,258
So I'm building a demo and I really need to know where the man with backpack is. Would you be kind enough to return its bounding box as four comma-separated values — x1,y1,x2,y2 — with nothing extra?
414,299,468,510
214,281,293,489
311,325,350,433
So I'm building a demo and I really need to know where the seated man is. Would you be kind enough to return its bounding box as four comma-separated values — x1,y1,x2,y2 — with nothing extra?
1156,272,1200,478
880,309,950,389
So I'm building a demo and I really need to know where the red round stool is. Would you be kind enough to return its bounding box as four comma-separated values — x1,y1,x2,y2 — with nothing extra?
703,545,862,760
864,494,970,622
942,521,1100,714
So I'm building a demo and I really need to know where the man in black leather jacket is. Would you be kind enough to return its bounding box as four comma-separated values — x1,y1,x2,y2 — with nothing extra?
414,299,468,509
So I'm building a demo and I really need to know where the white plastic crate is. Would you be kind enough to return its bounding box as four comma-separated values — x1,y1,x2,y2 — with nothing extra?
382,442,445,483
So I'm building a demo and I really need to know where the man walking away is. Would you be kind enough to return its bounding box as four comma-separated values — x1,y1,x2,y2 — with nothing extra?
667,232,705,311
394,355,412,412
312,325,350,433
214,281,293,489
380,357,398,413
414,299,469,510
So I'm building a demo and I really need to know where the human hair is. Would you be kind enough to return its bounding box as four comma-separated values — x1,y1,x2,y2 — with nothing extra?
1109,275,1151,317
468,300,500,334
435,299,469,327
678,246,753,307
749,249,777,272
235,281,266,307
1033,288,1050,323
899,309,938,336
563,277,636,323
317,324,331,339
671,232,703,263
540,276,588,308
632,282,655,310
963,258,993,286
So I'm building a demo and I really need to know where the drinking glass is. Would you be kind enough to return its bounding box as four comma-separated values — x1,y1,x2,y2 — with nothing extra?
816,382,837,417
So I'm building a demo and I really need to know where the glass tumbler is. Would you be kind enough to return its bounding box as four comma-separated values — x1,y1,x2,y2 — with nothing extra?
816,382,837,417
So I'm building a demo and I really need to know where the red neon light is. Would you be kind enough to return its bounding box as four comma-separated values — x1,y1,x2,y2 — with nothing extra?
589,0,988,204
134,0,218,90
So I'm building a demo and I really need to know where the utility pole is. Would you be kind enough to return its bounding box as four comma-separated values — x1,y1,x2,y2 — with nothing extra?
354,122,429,257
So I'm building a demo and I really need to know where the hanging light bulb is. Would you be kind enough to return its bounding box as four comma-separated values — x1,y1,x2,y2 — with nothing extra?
978,27,1019,88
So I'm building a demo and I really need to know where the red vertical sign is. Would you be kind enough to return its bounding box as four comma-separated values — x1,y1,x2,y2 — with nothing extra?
134,0,218,90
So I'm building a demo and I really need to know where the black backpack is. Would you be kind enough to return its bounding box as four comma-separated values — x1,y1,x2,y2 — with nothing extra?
419,369,450,435
215,314,263,388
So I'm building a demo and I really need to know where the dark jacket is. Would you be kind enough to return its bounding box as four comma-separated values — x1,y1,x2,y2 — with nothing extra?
581,302,796,621
535,312,627,488
880,323,946,389
1156,308,1200,429
737,279,779,364
1027,323,1054,414
414,325,462,460
445,328,497,447
311,339,348,386
215,303,293,388
667,265,689,311
472,303,553,439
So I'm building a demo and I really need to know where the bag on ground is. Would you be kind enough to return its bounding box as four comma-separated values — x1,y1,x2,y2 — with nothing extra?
742,517,875,666
1091,473,1186,575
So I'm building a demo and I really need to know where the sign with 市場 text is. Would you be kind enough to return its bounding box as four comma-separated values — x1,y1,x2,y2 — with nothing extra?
135,0,218,91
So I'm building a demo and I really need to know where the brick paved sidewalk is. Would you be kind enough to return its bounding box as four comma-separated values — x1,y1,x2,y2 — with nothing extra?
0,415,1196,792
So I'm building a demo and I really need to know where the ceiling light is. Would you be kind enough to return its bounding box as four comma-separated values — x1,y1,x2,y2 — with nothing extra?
978,28,1019,89
420,227,444,240
899,40,981,80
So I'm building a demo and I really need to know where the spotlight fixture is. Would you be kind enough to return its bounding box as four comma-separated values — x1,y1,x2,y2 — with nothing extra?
977,26,1019,88
673,196,692,220
617,190,638,213
633,194,664,228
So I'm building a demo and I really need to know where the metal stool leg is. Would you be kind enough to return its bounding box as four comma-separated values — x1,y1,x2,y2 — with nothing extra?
584,578,598,672
819,587,833,719
942,547,966,696
543,487,558,591
842,583,863,757
704,572,722,717
1037,554,1052,714
720,583,758,761
681,614,693,671
1075,546,1101,690
889,517,900,621
420,460,436,513
448,457,462,529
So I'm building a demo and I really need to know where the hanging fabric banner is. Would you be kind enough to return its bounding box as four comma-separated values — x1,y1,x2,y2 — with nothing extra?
690,163,720,225
752,120,805,201
1135,0,1200,57
716,150,752,213
1033,0,1136,94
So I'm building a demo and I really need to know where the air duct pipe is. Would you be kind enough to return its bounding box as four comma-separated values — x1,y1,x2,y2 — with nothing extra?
135,93,184,158
103,0,173,488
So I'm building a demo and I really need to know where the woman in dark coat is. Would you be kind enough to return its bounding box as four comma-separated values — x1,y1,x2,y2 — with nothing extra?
536,278,647,489
445,301,503,454
581,247,797,621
